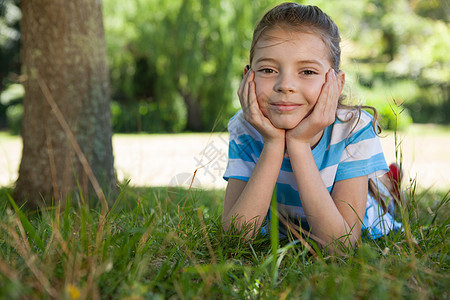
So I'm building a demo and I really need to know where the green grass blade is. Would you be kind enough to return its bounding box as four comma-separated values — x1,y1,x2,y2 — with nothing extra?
270,188,279,285
6,193,46,252
104,179,130,223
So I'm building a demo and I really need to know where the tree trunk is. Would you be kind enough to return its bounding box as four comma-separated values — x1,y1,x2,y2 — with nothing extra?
183,92,203,132
14,0,116,206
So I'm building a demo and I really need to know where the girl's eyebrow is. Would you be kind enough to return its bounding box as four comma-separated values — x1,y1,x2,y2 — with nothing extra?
255,57,324,67
296,59,324,67
254,57,278,64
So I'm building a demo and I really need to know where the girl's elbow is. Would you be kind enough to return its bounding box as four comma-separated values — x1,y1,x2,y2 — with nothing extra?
320,228,362,253
221,214,232,232
335,230,362,251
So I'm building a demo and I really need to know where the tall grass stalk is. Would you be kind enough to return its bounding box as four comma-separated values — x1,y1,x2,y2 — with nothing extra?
391,99,418,275
270,188,279,286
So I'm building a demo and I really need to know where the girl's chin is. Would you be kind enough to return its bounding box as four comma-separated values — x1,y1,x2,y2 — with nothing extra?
269,118,302,130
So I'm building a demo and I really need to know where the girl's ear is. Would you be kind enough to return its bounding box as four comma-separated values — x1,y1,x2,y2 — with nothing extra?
244,64,250,75
337,70,345,94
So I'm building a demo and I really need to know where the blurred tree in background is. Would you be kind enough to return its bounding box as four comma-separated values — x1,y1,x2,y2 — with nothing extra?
14,0,115,205
0,0,449,133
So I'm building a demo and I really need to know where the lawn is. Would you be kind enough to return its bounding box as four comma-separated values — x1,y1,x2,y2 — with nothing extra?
0,181,448,299
0,126,449,298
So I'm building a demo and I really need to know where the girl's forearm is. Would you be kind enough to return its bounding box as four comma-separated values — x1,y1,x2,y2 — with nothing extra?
287,141,357,246
223,141,284,233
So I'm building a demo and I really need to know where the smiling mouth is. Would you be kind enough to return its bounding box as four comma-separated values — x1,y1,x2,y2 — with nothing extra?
269,103,303,112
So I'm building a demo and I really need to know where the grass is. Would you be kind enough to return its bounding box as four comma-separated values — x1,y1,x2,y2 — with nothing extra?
0,182,448,299
0,120,449,299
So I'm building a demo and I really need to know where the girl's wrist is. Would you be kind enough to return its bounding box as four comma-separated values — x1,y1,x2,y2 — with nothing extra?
285,138,312,156
285,135,310,148
263,138,286,156
285,129,324,149
262,131,285,146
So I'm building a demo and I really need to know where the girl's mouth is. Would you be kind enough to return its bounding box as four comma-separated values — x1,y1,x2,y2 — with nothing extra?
269,102,302,112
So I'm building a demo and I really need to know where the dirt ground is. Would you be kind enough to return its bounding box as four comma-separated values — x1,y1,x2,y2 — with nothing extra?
1,127,449,191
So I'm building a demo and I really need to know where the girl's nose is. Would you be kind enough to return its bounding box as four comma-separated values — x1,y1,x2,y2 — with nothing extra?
274,74,297,94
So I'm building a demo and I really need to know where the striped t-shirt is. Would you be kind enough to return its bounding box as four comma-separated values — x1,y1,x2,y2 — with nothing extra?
223,109,402,239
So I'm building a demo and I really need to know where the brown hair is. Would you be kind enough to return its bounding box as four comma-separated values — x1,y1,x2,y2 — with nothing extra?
250,3,341,72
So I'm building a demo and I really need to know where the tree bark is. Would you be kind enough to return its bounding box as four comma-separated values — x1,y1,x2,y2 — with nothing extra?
14,0,116,206
182,91,203,132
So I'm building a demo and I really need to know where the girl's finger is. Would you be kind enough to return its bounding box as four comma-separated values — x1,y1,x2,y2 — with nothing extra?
247,79,259,115
238,70,252,109
313,69,338,123
247,71,256,101
314,69,332,112
238,68,252,99
329,71,338,105
332,71,341,107
240,71,264,128
246,73,261,117
325,70,338,110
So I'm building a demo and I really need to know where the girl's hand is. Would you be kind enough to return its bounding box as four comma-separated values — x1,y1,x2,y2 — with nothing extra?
286,69,344,145
238,69,285,144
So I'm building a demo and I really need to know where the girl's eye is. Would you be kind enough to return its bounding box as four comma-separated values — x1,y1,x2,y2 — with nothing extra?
259,68,275,74
302,70,317,75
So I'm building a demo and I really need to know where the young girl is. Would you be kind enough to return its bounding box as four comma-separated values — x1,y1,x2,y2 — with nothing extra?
222,2,401,247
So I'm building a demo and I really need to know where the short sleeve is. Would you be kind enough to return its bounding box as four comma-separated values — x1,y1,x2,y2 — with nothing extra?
335,111,389,181
223,110,263,182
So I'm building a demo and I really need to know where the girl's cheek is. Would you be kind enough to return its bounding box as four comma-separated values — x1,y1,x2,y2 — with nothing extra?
256,96,266,111
253,77,261,92
254,85,266,104
255,94,269,116
310,80,325,101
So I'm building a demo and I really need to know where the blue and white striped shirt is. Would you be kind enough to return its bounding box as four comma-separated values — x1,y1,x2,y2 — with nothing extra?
223,109,402,239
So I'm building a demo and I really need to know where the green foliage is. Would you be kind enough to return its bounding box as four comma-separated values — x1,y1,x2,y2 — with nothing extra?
0,0,21,130
1,83,23,134
338,0,449,124
322,0,449,127
0,180,448,299
377,102,412,131
4,103,22,134
111,100,186,133
358,80,414,130
0,0,20,87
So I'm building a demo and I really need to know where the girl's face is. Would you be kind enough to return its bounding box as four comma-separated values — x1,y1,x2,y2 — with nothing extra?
250,29,335,129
